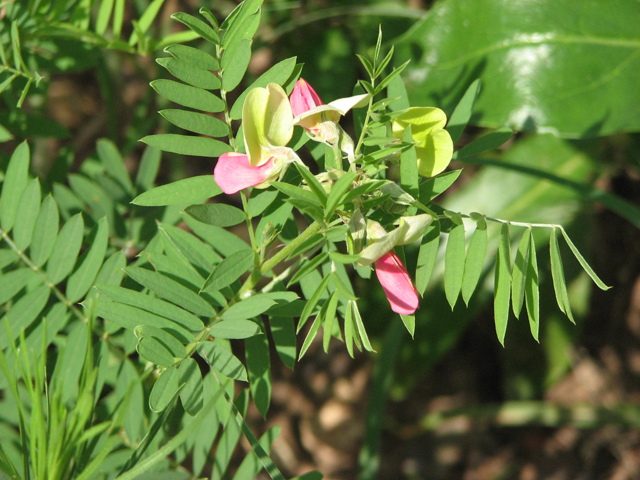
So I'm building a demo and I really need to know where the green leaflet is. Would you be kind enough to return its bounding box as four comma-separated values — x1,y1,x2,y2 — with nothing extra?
158,222,221,270
269,316,296,369
46,212,84,285
322,291,339,352
455,128,513,159
221,38,252,91
12,177,41,250
0,268,36,304
494,223,512,345
171,11,220,44
245,319,271,417
125,266,216,317
66,217,109,303
559,227,610,291
415,221,440,296
445,79,481,143
132,175,222,206
151,79,225,112
418,169,462,204
525,230,540,341
149,367,180,411
550,227,574,323
178,357,203,416
134,325,187,358
197,341,247,381
461,220,487,305
0,286,50,350
222,295,275,321
160,109,229,137
165,44,219,70
156,57,221,90
325,171,358,221
230,57,298,120
137,336,176,368
210,319,261,339
184,203,245,228
444,218,465,309
0,141,30,232
141,134,232,157
29,195,60,267
95,300,193,343
511,228,531,318
97,138,134,194
203,249,254,292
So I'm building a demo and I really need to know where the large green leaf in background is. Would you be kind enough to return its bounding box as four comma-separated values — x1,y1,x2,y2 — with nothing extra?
397,0,640,137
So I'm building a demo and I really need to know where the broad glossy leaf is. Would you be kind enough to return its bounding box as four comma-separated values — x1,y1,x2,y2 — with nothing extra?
149,367,180,411
66,217,109,303
160,109,228,137
141,134,231,157
151,79,225,112
132,175,222,206
184,203,245,227
47,213,84,284
179,357,203,415
494,223,512,345
197,341,247,381
12,177,41,250
444,220,465,309
0,141,29,232
222,295,275,321
203,249,254,292
96,285,204,331
125,266,216,317
156,57,221,90
210,319,261,339
399,0,640,137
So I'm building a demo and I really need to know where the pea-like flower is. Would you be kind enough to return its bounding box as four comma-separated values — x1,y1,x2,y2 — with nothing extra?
357,214,433,315
391,107,453,178
290,79,369,162
214,83,299,194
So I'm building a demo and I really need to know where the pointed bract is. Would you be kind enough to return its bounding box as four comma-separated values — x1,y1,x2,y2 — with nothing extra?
375,251,419,315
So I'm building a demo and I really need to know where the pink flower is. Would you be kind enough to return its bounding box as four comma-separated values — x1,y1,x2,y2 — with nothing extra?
374,251,419,316
290,78,323,117
214,153,275,195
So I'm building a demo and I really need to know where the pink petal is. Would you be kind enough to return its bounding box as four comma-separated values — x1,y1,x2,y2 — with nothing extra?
375,251,419,315
290,78,323,117
214,153,274,194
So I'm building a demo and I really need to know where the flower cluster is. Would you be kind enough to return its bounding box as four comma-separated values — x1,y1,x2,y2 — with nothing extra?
214,78,453,316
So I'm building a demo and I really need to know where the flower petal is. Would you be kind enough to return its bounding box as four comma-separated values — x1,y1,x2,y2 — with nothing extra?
391,107,447,141
358,221,409,266
375,251,419,315
415,129,454,177
290,79,323,117
214,152,274,194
